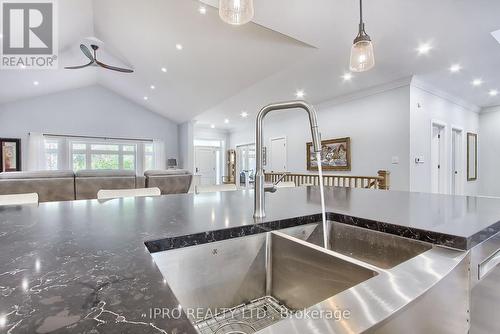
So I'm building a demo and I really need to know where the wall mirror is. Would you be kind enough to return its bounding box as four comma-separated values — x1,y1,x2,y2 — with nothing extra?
467,133,477,181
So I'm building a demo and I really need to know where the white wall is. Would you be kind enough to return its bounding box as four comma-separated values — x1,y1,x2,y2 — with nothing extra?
230,85,411,191
479,106,500,197
409,84,479,195
178,121,194,172
0,85,179,170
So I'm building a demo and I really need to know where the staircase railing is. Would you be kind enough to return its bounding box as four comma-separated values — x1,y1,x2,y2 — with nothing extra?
264,170,390,190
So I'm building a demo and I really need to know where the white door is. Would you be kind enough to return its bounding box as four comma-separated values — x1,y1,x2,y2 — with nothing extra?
195,147,217,185
451,129,463,195
431,124,445,194
270,137,287,172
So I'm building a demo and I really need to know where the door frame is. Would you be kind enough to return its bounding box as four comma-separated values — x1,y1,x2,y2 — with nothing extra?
235,142,256,186
194,146,219,185
430,120,447,194
194,137,226,185
450,126,464,195
269,136,287,172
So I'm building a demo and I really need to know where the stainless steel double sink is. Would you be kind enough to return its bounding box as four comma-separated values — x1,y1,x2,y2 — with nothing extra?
280,221,432,269
151,221,434,334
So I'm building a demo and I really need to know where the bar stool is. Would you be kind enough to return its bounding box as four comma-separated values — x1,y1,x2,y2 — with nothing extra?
97,187,161,200
0,193,39,206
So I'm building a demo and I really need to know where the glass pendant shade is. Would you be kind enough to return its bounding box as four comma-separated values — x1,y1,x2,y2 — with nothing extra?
219,0,254,25
350,39,375,72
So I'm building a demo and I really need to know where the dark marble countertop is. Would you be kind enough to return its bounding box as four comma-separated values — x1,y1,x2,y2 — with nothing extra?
1,187,500,333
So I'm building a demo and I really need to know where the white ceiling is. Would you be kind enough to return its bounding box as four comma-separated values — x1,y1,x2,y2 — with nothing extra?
1,0,499,128
0,0,97,104
0,0,314,123
195,0,500,131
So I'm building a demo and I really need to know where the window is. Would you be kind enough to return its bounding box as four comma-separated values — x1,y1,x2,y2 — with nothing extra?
70,141,137,171
194,139,222,147
42,135,158,173
45,140,59,170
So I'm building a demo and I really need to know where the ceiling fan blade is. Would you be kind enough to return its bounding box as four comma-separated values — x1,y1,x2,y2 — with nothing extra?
64,61,94,70
95,60,134,73
80,44,94,61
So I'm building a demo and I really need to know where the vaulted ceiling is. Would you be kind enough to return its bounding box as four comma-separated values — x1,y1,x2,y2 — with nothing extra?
196,0,500,130
0,0,314,122
1,0,499,128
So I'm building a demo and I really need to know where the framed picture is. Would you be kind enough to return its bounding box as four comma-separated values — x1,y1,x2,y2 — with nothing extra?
307,137,351,171
467,133,477,181
0,138,22,172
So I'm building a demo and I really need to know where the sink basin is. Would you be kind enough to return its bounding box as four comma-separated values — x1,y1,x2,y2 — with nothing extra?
151,232,377,333
280,221,433,269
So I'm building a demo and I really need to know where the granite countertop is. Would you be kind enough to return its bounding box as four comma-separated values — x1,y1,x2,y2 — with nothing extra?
1,186,500,333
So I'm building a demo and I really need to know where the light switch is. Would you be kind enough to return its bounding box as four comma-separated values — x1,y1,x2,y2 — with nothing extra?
391,156,400,164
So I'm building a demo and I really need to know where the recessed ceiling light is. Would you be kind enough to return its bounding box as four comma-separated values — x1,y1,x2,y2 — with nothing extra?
199,6,207,14
210,124,215,129
150,85,156,90
224,119,229,124
33,81,39,86
489,89,499,97
449,64,462,73
176,44,183,50
342,73,353,81
240,111,249,118
417,43,432,55
0,33,3,39
472,79,483,87
295,90,305,98
161,67,167,73
143,96,149,101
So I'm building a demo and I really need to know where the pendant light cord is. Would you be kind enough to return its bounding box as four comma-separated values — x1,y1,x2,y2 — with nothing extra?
354,0,371,42
359,0,363,25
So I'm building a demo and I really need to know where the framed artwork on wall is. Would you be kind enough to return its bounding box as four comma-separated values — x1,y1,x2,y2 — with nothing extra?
0,138,22,172
307,137,351,171
467,133,477,181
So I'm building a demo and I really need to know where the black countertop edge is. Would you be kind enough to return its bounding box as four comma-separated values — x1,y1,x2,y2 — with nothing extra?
329,212,469,250
144,210,497,253
145,213,322,253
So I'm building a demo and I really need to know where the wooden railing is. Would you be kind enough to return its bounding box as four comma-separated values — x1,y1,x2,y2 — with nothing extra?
265,170,390,190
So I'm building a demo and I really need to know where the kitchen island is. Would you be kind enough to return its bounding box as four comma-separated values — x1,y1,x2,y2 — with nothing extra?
1,187,499,333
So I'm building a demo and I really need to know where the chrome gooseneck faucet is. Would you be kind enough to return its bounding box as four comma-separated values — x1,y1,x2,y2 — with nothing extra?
254,101,322,219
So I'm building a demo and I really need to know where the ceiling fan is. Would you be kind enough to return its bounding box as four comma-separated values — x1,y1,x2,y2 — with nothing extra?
65,44,134,73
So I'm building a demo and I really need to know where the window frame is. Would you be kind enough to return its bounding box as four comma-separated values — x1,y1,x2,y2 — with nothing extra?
69,140,138,171
44,139,60,170
42,135,156,173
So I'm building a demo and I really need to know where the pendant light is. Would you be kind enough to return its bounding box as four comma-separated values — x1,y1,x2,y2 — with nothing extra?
350,0,375,72
219,0,254,25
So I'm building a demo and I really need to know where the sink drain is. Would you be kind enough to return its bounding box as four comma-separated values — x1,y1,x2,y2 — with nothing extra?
213,321,255,334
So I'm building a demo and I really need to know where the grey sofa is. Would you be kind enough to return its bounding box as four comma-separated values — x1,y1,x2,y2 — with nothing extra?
145,170,193,195
75,170,137,200
0,170,75,203
0,169,193,202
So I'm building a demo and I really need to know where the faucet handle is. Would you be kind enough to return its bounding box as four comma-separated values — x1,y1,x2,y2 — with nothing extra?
273,172,289,186
264,182,277,193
